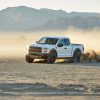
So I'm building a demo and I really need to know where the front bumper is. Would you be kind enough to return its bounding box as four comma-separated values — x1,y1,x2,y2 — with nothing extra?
28,52,48,59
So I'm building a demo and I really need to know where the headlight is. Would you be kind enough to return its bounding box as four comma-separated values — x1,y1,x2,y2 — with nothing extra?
42,48,49,52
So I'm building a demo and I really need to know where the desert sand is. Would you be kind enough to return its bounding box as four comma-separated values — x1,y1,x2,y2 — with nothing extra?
0,61,100,100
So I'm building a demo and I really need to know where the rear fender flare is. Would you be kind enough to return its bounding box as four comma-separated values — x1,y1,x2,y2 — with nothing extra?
73,49,82,57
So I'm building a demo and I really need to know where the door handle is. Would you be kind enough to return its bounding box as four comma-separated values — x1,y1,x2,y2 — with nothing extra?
64,48,67,49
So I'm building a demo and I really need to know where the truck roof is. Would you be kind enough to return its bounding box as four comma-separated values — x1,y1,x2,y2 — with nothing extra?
45,36,69,39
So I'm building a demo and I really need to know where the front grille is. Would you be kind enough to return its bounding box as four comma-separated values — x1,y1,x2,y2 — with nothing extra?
29,46,42,54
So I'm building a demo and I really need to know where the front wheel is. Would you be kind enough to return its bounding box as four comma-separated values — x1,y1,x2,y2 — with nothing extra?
25,55,34,63
46,52,57,64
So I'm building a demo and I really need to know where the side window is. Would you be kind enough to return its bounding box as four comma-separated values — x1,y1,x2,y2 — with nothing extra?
63,39,70,46
58,39,70,46
58,39,64,45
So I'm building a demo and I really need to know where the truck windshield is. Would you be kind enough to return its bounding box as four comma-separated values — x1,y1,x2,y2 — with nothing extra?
37,37,59,45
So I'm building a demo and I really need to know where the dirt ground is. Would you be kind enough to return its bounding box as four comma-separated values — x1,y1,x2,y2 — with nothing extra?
0,59,100,100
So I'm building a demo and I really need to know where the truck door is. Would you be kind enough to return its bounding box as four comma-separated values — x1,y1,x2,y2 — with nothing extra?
57,39,72,57
63,39,72,57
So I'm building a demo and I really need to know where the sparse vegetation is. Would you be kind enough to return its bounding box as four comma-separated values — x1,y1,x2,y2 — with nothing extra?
82,50,100,62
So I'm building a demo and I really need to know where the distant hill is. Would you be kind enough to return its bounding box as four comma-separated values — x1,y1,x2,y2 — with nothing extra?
0,6,100,32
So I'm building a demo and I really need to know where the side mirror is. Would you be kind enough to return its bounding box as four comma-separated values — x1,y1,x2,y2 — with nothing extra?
58,43,63,47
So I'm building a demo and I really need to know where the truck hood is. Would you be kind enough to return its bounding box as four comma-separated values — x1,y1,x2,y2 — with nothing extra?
29,43,56,49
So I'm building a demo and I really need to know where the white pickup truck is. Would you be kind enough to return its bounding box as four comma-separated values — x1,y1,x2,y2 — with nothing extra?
26,36,84,63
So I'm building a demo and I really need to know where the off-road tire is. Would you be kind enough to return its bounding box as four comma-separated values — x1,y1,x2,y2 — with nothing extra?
46,52,57,64
26,55,34,63
73,51,81,63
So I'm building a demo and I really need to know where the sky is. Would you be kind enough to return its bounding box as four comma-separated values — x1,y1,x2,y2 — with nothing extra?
0,0,100,13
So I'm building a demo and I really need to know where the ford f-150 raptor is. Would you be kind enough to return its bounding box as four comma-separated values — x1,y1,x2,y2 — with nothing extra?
26,36,84,63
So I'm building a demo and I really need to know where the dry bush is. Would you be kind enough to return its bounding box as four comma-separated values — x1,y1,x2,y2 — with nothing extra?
96,51,100,62
82,50,100,62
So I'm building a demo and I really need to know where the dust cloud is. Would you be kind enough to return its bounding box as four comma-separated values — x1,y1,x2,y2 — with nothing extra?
0,28,100,60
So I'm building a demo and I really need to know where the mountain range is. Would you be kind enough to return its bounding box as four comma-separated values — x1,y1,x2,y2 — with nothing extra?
0,6,100,32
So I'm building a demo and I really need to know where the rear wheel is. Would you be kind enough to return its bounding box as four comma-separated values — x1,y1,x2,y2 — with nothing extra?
46,52,57,64
26,55,34,63
73,51,81,63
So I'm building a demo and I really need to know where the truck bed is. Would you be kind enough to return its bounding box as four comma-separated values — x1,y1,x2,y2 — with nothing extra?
72,43,83,46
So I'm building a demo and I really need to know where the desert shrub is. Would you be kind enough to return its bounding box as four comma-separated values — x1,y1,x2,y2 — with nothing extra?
82,50,100,62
